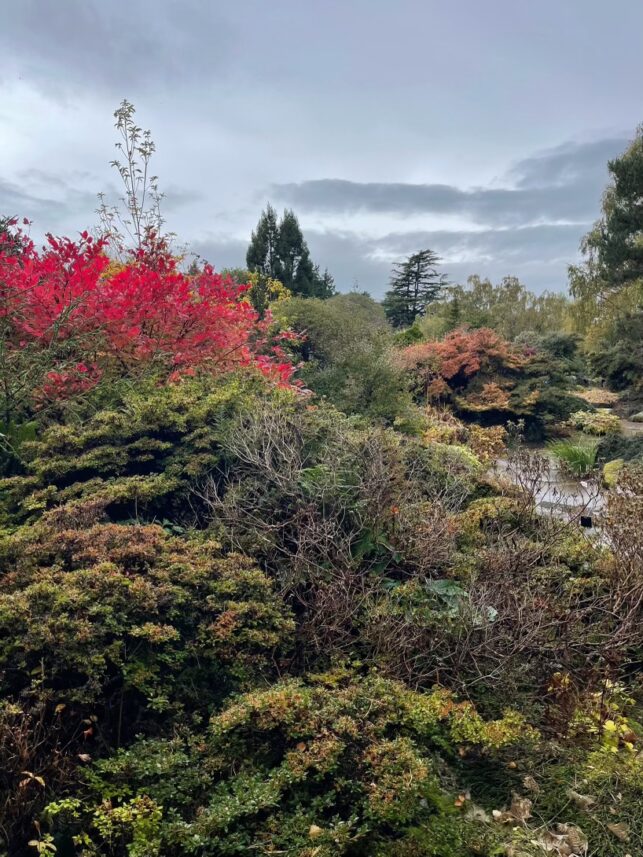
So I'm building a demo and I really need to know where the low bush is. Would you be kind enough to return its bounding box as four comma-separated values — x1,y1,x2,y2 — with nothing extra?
398,327,586,438
569,408,622,435
45,672,535,857
575,387,620,406
0,374,282,526
422,406,506,464
596,432,643,463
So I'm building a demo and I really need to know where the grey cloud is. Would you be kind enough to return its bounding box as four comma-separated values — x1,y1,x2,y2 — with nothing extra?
161,186,206,212
183,221,590,298
0,0,233,95
18,168,96,191
189,235,249,272
304,223,585,297
509,138,627,189
273,138,628,227
374,224,584,264
0,176,97,226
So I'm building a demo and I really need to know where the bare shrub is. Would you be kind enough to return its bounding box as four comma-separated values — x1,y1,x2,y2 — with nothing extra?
198,400,465,658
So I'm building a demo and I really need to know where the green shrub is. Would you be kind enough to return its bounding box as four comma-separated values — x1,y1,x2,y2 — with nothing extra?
0,373,284,526
0,521,293,850
47,672,534,856
596,432,643,463
0,522,293,707
569,408,622,435
276,293,412,423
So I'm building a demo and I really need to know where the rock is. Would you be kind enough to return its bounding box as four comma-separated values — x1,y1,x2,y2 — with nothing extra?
602,458,624,488
630,411,643,423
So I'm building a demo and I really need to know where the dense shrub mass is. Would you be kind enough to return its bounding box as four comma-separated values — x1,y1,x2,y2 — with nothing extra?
1,344,640,856
1,124,642,857
397,327,586,438
46,673,534,856
597,431,643,463
0,519,293,849
569,408,622,435
0,374,282,524
275,292,412,423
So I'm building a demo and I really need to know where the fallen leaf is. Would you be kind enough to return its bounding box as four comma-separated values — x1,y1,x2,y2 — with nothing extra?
508,792,532,823
523,775,540,793
566,788,595,811
607,822,629,842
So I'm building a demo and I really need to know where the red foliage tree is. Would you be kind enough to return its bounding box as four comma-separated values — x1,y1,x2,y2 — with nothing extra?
397,327,527,401
0,225,295,416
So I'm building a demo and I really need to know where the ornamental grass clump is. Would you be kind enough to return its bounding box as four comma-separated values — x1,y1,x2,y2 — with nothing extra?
547,437,599,476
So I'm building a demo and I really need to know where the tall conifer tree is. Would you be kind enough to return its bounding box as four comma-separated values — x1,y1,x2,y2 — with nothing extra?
247,206,335,298
383,249,447,327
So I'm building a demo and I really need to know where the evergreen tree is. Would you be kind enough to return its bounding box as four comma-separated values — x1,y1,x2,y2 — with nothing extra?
277,209,316,296
315,267,336,299
246,204,280,278
568,129,643,389
569,127,643,303
383,249,447,327
247,206,335,298
588,126,643,287
445,290,461,330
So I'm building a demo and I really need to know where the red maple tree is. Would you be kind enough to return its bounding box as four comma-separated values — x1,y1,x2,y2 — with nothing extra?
0,224,295,411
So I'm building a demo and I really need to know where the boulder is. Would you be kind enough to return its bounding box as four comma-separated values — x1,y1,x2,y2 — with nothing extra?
602,458,624,488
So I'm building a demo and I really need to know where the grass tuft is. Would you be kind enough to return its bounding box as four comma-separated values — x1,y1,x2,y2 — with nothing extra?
547,437,599,476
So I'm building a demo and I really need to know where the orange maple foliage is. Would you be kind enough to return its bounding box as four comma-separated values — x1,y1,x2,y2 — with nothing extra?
398,327,527,401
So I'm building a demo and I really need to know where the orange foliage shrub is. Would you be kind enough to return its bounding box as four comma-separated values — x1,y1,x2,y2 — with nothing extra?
398,327,526,402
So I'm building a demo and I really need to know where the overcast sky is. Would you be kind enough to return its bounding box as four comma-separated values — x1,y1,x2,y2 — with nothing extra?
1,1,641,296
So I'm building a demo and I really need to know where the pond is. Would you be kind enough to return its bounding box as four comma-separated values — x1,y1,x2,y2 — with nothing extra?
492,416,642,527
492,450,603,520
